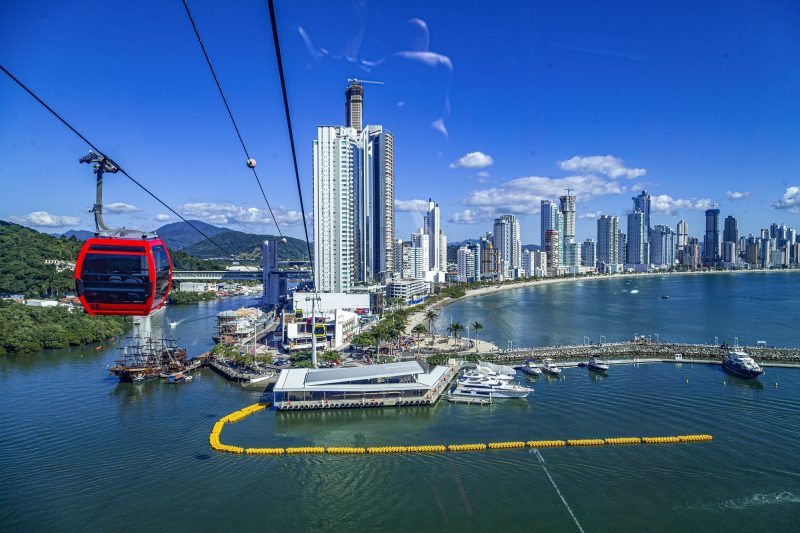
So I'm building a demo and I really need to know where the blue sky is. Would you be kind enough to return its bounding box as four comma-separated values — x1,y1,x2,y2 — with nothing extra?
1,0,799,245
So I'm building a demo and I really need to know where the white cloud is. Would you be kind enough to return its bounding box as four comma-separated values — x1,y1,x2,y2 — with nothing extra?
579,211,604,220
476,171,490,178
650,194,712,215
449,174,625,224
450,151,494,169
394,199,430,212
180,202,306,226
559,155,646,179
154,213,171,222
104,202,141,214
13,211,81,228
772,186,800,213
726,191,750,200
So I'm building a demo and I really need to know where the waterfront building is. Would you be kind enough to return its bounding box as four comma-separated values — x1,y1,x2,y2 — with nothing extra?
745,236,759,267
788,228,797,245
456,245,478,283
493,215,521,278
759,237,772,268
677,219,688,248
479,236,500,278
581,238,597,268
345,81,363,133
386,278,430,304
393,239,404,276
791,242,800,266
617,230,627,265
649,225,675,268
281,307,359,352
439,231,448,273
273,361,452,409
703,209,721,266
522,250,547,277
313,126,357,292
564,240,581,268
596,215,619,264
408,231,429,279
423,199,445,272
626,210,648,266
559,192,576,265
544,230,560,274
722,240,737,265
632,190,652,233
683,237,701,269
540,200,558,247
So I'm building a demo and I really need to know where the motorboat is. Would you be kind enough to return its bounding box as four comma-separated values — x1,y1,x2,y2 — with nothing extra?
520,360,542,376
722,351,763,379
455,376,533,399
167,372,192,383
540,358,562,376
587,357,609,373
477,365,514,381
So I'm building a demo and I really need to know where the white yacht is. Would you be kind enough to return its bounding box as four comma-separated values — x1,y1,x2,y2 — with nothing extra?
587,357,609,372
520,360,542,376
722,351,763,379
541,358,562,376
455,376,533,399
477,365,515,381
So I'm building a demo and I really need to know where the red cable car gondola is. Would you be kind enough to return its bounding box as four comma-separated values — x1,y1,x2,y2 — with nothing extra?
73,151,173,316
75,236,172,316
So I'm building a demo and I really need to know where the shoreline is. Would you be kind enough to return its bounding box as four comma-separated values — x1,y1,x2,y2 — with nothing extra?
404,268,800,352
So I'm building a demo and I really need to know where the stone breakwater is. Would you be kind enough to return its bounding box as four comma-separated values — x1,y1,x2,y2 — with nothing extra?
470,342,800,364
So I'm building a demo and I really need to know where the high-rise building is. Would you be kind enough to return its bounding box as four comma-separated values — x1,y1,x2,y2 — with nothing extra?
422,199,446,272
649,225,675,268
522,250,548,277
479,236,500,277
703,208,721,266
353,125,394,282
345,81,363,133
559,192,576,243
493,215,521,277
723,215,738,244
684,237,700,269
564,241,581,268
409,231,429,279
745,236,759,266
313,126,357,292
677,219,688,248
617,230,627,264
632,190,651,232
393,238,404,276
544,230,560,274
456,246,476,283
540,200,558,248
722,241,737,264
626,210,648,265
581,238,596,268
597,215,619,266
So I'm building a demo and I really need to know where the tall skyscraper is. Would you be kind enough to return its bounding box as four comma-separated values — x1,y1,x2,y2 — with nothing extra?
626,210,648,265
422,199,447,272
649,225,675,267
345,81,363,133
723,215,738,244
493,215,521,277
540,200,558,247
677,219,688,248
581,238,596,268
559,192,576,243
354,125,395,282
597,215,620,265
632,190,651,232
544,230,560,274
313,126,358,292
617,230,627,264
704,208,721,266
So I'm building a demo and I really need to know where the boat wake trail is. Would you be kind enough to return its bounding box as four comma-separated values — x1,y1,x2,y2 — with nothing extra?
684,491,800,511
533,449,585,533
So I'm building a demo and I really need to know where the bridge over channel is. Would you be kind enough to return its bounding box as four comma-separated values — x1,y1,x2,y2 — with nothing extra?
172,270,312,282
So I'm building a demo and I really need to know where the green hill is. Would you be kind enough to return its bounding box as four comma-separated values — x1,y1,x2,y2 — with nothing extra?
181,228,309,261
155,220,228,250
0,221,84,298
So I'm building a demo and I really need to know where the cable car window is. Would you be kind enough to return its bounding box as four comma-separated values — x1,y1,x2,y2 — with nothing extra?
81,254,149,304
151,245,170,302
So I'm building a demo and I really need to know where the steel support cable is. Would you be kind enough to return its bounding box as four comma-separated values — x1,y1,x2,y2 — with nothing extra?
0,63,243,262
181,0,284,238
266,0,314,279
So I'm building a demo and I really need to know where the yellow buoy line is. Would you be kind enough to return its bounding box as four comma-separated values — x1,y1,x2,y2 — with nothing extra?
209,404,713,456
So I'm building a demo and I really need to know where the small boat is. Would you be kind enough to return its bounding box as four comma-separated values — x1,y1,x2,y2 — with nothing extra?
95,345,102,351
722,351,763,379
587,357,609,373
167,372,192,383
520,360,542,376
541,358,562,376
660,295,670,299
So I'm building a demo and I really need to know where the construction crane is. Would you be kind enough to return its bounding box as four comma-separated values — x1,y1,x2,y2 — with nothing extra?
347,78,385,85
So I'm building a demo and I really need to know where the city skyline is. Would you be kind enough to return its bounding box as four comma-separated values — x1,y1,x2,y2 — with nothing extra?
2,1,800,245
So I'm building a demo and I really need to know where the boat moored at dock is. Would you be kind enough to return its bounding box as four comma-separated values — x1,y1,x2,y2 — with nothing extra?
541,358,562,376
587,357,610,373
722,351,764,379
519,359,542,376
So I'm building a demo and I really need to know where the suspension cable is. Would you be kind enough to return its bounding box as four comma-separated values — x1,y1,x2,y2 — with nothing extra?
267,0,314,279
0,63,244,263
181,0,284,238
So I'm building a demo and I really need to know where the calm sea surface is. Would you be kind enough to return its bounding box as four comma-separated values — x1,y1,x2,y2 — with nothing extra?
1,275,800,532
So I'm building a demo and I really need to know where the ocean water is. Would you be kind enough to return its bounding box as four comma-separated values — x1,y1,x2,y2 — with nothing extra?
1,277,799,532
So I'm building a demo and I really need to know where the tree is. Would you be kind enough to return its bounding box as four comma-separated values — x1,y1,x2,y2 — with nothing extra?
425,310,437,345
411,323,427,354
472,321,483,351
451,322,465,345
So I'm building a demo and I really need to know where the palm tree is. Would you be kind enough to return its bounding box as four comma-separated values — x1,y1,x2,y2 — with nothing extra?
425,310,438,345
472,321,483,351
452,322,465,347
411,324,427,354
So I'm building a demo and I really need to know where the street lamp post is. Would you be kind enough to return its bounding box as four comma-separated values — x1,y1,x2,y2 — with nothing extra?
583,336,589,346
600,335,605,346
714,336,719,346
655,333,659,343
